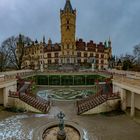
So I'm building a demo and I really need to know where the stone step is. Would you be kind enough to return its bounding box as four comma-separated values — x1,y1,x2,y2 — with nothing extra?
77,93,117,115
20,94,50,113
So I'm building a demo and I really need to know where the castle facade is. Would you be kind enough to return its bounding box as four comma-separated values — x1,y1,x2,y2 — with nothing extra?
17,0,112,70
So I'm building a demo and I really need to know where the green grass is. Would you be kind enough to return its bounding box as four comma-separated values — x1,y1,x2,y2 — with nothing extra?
4,106,26,113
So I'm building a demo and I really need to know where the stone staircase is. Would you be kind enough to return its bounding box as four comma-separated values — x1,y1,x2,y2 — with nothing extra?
77,90,120,115
20,94,50,113
16,75,51,113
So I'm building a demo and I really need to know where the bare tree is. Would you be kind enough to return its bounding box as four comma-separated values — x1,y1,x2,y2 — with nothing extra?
117,53,136,71
0,46,9,72
1,34,32,70
133,44,140,64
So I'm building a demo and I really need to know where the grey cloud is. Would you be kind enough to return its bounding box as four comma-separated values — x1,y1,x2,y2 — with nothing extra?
0,0,140,55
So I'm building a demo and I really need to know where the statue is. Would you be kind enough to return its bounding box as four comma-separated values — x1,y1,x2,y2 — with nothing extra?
57,111,66,140
57,111,65,131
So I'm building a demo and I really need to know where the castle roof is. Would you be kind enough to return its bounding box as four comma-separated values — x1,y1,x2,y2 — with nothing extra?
44,43,61,52
64,0,73,12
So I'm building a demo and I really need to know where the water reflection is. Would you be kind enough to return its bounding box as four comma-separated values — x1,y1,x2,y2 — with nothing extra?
0,115,32,140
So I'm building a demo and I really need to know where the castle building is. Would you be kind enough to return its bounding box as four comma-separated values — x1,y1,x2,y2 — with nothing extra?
17,0,112,70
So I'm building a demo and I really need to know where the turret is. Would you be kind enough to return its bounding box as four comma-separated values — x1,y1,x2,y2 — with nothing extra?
17,34,24,50
108,37,111,48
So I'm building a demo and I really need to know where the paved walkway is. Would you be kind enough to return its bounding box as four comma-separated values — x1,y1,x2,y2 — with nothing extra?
52,100,140,140
0,101,140,140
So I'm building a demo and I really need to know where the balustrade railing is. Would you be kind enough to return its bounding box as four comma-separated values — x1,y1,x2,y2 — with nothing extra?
0,70,34,84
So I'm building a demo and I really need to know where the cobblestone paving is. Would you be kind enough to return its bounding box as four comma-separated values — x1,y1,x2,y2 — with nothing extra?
0,101,140,140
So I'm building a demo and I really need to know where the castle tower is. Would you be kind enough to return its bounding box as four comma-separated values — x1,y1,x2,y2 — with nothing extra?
60,0,76,64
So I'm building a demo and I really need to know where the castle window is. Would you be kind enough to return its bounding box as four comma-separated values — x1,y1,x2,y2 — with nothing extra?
67,26,69,30
48,60,51,64
101,54,104,58
77,52,81,57
84,59,87,63
48,53,51,58
77,59,81,63
67,44,69,49
55,59,59,64
67,20,69,24
55,53,59,58
101,60,104,64
90,53,93,57
84,53,87,57
96,54,99,58
96,60,99,64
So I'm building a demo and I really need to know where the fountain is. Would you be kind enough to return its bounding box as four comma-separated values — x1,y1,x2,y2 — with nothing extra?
33,112,90,140
57,112,66,140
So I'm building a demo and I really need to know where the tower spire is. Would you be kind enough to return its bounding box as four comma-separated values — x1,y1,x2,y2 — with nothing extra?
43,36,45,43
108,36,111,48
64,0,73,12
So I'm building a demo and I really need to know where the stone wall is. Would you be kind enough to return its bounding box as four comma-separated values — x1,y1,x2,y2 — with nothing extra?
8,97,41,113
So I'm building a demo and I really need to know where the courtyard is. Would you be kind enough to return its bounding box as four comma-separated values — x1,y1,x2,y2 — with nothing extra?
0,100,140,140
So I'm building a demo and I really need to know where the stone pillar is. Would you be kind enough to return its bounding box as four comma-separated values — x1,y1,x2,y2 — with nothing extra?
64,58,65,64
3,87,8,107
113,84,115,93
121,89,127,111
130,92,135,117
3,83,17,107
40,63,44,72
69,57,71,64
92,63,95,71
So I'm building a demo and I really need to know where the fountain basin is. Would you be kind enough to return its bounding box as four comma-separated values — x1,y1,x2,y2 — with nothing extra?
33,121,89,140
43,125,80,140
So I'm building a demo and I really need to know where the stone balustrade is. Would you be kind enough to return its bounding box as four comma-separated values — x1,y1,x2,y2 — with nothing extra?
0,69,34,84
108,69,140,79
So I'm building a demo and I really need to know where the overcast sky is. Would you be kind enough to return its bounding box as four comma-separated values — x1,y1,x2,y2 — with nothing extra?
0,0,140,56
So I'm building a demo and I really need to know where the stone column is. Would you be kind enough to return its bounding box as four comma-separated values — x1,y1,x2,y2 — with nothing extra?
113,84,115,93
130,92,135,117
3,87,8,107
121,89,127,111
40,63,44,72
92,63,95,71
